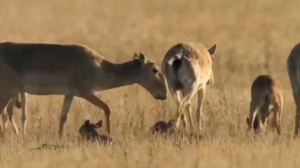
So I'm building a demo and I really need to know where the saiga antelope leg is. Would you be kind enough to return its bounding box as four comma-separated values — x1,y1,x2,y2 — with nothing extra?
186,102,194,131
297,90,300,135
172,91,188,128
295,64,300,135
175,88,198,131
20,92,27,137
255,112,263,133
196,87,206,132
1,108,8,132
288,71,300,135
273,104,282,135
248,100,258,132
81,94,111,134
58,95,74,138
6,95,19,135
0,93,14,132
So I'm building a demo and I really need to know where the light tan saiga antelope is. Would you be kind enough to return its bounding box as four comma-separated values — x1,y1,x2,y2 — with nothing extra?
286,42,300,135
161,43,216,132
1,92,27,136
247,75,283,135
0,42,167,138
79,119,112,144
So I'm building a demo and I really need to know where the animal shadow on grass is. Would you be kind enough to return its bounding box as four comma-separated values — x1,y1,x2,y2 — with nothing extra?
31,143,64,151
150,119,203,142
79,119,113,145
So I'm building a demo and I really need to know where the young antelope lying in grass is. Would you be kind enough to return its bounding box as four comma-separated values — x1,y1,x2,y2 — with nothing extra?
79,120,112,144
150,119,203,141
150,119,176,134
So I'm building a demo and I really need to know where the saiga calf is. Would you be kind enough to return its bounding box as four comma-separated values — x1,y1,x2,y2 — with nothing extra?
247,75,283,135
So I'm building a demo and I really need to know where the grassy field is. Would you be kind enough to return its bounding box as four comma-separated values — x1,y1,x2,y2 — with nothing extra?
1,0,300,167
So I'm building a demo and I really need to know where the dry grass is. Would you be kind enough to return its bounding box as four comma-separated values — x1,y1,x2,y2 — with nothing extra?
0,0,300,167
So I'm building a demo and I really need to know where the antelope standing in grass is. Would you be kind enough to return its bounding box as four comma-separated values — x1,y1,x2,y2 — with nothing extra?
247,75,283,135
161,43,217,132
287,42,300,135
1,92,27,136
0,42,167,138
79,119,112,144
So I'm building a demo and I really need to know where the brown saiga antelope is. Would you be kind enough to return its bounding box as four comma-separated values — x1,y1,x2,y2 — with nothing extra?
0,42,167,138
161,43,217,132
79,119,112,144
1,92,27,136
247,75,283,135
287,42,300,135
150,119,176,134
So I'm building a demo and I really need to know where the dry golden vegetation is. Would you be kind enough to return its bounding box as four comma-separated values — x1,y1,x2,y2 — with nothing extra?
1,0,300,167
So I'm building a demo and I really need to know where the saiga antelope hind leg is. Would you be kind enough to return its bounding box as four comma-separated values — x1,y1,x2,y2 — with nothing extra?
1,93,27,136
288,71,300,135
21,92,27,137
1,108,8,132
196,87,205,132
186,102,194,131
272,104,282,135
175,86,198,131
248,100,259,132
58,95,74,138
0,92,14,132
172,91,188,129
5,96,19,135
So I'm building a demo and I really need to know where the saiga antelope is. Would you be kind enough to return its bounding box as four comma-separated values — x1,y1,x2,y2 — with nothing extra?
1,92,27,136
150,119,202,141
79,119,112,144
247,75,283,135
150,119,176,134
0,42,168,138
161,43,217,132
287,42,300,135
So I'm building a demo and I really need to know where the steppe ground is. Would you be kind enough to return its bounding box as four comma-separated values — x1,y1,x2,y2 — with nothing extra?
0,0,300,167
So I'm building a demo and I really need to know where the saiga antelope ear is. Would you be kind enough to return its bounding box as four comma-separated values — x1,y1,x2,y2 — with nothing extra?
133,52,147,64
95,120,103,129
208,44,217,60
84,120,90,127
